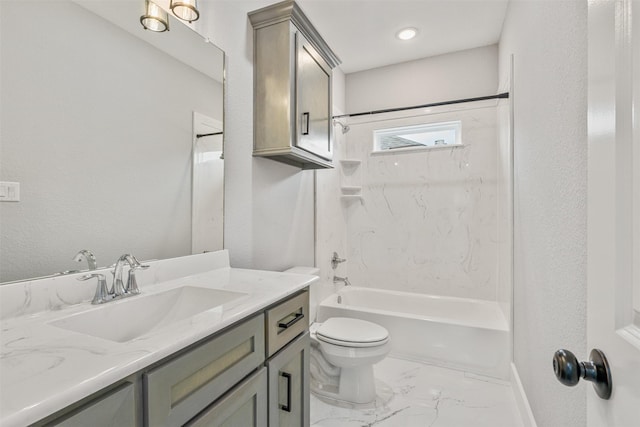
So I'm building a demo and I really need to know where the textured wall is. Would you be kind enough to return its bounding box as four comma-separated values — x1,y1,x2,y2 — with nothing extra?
499,1,588,426
200,1,317,270
496,95,514,329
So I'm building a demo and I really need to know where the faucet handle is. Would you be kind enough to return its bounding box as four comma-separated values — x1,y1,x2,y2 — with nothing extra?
126,262,149,295
78,273,110,304
331,252,347,270
73,249,97,270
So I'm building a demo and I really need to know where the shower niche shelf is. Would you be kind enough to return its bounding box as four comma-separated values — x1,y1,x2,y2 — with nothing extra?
339,159,361,168
340,185,362,194
340,194,363,204
339,159,362,205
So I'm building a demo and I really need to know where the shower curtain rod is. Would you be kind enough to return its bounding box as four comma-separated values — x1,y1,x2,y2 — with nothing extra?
332,92,509,119
196,131,223,139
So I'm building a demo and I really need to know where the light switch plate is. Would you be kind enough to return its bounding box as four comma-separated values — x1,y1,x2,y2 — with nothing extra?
0,182,20,202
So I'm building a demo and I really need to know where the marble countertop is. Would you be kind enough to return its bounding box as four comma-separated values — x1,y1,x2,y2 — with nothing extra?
0,261,317,427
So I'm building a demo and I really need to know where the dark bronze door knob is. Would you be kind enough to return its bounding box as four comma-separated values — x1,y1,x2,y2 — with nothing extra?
553,348,612,400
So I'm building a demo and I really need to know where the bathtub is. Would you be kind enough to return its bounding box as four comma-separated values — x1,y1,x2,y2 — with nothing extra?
316,286,510,379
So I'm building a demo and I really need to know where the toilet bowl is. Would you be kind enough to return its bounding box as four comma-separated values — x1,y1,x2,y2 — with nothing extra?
282,267,391,404
311,317,390,404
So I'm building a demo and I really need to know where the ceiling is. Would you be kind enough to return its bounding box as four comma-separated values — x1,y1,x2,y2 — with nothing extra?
296,0,510,74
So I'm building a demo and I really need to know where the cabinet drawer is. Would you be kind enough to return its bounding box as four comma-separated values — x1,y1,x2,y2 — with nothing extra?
265,291,309,357
144,314,265,427
185,368,267,427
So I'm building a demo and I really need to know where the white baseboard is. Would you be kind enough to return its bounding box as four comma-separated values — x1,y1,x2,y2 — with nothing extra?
511,363,538,427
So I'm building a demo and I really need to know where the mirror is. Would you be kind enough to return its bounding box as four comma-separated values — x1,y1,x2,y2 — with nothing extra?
0,0,225,283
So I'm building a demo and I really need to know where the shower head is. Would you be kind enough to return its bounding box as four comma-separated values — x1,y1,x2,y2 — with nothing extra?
333,119,350,134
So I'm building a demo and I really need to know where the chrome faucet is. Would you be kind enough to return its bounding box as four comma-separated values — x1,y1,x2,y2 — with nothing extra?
77,254,149,304
73,249,97,271
333,275,351,286
112,254,149,296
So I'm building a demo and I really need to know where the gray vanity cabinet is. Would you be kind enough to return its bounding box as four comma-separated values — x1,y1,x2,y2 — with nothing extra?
44,382,137,427
264,290,310,427
144,314,265,427
267,332,310,427
185,368,268,427
34,289,311,427
249,0,341,170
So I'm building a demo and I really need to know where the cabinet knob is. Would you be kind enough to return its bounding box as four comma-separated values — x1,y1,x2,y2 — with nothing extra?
553,348,612,399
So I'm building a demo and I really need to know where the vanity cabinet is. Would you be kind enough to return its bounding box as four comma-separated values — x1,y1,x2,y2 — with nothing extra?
267,332,310,427
33,290,310,427
42,382,138,427
144,314,265,427
184,368,268,427
265,289,310,427
249,0,341,170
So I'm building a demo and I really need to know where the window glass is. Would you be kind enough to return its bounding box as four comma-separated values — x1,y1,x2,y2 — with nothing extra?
373,121,462,152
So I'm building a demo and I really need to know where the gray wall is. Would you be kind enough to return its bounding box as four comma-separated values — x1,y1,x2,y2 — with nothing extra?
499,1,588,426
346,44,498,113
201,1,317,271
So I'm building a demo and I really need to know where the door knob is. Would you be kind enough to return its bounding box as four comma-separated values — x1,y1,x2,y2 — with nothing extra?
553,348,612,399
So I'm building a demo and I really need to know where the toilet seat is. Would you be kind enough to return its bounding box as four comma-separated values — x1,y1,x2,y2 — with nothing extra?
316,317,389,348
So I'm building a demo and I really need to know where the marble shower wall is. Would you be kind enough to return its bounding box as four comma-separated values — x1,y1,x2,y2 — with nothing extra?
344,104,499,301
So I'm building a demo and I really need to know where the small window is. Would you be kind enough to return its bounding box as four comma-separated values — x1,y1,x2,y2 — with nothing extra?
373,121,462,153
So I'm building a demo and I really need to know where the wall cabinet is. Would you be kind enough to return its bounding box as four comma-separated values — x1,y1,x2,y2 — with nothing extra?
249,0,341,169
37,289,310,427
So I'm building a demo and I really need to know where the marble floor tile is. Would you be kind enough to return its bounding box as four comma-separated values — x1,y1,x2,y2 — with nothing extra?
310,357,524,427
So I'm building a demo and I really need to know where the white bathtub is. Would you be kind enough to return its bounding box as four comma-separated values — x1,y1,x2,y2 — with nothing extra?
317,286,510,379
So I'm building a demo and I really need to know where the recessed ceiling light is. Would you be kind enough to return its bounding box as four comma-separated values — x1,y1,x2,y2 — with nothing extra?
396,27,418,41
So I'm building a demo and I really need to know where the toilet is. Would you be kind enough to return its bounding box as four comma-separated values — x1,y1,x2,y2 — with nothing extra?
284,267,391,405
312,317,390,404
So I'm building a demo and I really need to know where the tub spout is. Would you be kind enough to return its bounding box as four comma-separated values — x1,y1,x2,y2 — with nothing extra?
333,275,351,286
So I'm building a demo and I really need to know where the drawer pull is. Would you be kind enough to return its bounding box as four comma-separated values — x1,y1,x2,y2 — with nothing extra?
280,372,292,413
278,312,305,330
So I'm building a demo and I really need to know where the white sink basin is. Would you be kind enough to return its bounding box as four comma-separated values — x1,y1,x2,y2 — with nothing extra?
50,286,247,343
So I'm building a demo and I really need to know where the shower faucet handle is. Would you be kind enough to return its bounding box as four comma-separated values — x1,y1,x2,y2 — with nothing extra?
331,252,346,270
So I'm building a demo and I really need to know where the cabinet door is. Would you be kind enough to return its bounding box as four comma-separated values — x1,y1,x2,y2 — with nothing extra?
46,382,137,427
185,368,268,427
267,332,310,427
295,32,332,161
144,314,265,427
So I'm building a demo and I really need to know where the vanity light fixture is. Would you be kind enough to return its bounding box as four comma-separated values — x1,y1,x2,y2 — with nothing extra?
140,0,170,32
170,0,200,23
396,27,418,41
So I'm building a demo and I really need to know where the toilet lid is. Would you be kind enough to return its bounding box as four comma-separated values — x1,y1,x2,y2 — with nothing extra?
316,317,389,348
